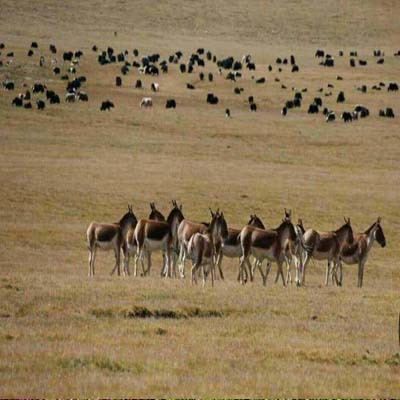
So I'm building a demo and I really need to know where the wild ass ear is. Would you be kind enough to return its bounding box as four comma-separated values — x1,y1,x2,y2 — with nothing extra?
377,216,381,224
209,208,214,217
298,218,303,226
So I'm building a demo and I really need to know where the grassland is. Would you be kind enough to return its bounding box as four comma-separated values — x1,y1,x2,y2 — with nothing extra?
0,0,399,397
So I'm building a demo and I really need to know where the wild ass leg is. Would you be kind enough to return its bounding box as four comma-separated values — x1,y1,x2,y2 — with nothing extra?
275,258,286,287
325,260,331,286
178,243,187,278
165,246,172,278
210,259,215,287
123,252,130,277
88,247,96,277
301,252,310,285
110,244,121,276
256,260,267,286
145,251,152,276
358,260,365,288
285,254,292,286
216,251,225,280
265,262,272,283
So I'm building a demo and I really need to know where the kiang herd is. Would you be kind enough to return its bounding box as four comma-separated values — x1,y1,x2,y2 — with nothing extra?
86,202,386,288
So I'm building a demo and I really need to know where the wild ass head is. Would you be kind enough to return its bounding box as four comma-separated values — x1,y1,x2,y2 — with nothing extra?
148,202,166,221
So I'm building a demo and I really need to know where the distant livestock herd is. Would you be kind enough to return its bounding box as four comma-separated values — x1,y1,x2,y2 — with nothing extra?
1,40,398,119
86,202,386,288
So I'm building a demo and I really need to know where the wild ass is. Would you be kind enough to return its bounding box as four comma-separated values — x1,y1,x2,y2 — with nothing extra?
215,214,266,282
298,218,354,286
177,208,224,278
123,202,165,277
86,206,137,277
133,202,184,278
333,218,386,288
238,210,299,286
188,211,228,287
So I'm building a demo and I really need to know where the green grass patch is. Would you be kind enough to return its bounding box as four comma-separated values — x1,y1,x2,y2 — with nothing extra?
385,353,400,366
59,356,129,373
89,308,115,318
120,305,225,319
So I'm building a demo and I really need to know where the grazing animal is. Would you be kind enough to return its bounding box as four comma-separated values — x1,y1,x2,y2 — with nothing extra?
256,77,266,84
281,107,287,116
354,105,369,118
76,91,88,102
151,82,159,92
140,97,153,108
87,206,137,277
116,76,122,86
333,218,386,288
100,100,114,111
250,103,257,112
166,99,176,109
337,91,345,103
308,104,319,114
292,65,299,72
36,99,45,110
32,83,46,93
65,92,76,102
187,83,195,90
385,108,395,118
135,79,142,89
206,93,218,105
24,102,32,109
314,97,322,107
3,80,14,90
341,112,353,122
350,58,356,67
208,73,213,82
326,111,336,122
11,97,23,107
225,108,230,118
388,83,399,92
49,93,60,104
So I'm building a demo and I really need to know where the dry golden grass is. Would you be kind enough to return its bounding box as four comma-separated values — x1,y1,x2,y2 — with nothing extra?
0,0,399,397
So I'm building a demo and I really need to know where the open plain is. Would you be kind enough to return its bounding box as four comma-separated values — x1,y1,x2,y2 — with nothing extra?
0,0,399,397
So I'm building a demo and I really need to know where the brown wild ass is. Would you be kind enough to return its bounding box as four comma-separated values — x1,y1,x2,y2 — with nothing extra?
188,211,228,287
298,217,354,286
123,202,166,276
238,210,299,286
133,202,184,278
177,208,224,278
215,214,266,282
333,218,386,288
86,205,137,277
